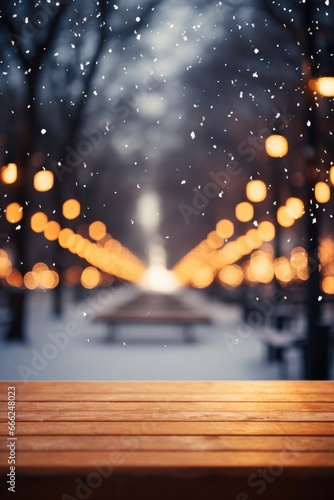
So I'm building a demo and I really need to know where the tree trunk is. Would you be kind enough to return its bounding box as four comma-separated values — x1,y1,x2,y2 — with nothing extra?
5,288,26,341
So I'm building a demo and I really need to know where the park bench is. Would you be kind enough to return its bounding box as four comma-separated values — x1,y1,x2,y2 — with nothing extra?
0,381,334,500
94,291,211,341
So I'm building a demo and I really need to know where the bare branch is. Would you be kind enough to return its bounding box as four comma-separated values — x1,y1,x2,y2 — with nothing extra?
112,0,162,38
33,3,71,69
0,6,30,71
0,2,71,72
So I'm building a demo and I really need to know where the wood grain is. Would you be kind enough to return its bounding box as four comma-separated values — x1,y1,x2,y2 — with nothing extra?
5,401,334,411
1,380,334,394
1,421,333,436
1,435,333,452
0,381,333,474
1,391,334,402
1,450,334,469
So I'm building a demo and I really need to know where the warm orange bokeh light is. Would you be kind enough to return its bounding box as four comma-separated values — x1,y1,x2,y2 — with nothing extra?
33,170,54,192
1,163,17,184
218,265,243,287
330,166,334,185
236,236,252,256
257,221,275,242
207,230,224,250
44,221,61,241
265,134,288,158
38,270,59,289
5,202,23,223
89,221,107,241
0,249,12,278
191,267,214,289
62,199,81,220
6,269,23,288
58,228,74,248
314,182,330,204
216,219,234,239
249,251,274,284
322,276,334,294
104,238,122,254
286,197,304,219
277,206,294,227
32,262,48,273
290,247,308,268
81,266,102,289
309,77,334,97
245,228,262,249
23,271,39,290
274,257,294,284
31,212,48,233
235,202,254,222
246,180,267,202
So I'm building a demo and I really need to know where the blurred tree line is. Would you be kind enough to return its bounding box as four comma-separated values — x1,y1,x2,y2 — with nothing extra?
0,0,333,340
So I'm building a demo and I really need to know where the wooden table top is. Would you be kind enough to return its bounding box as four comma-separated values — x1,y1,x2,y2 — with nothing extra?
1,381,334,473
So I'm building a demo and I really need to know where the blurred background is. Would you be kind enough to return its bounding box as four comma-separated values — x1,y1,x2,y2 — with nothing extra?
0,0,333,381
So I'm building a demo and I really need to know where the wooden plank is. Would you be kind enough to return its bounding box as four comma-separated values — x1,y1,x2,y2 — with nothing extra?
2,391,334,402
2,435,333,452
2,421,333,436
5,401,334,413
1,381,334,395
1,410,333,422
0,380,333,485
1,450,334,469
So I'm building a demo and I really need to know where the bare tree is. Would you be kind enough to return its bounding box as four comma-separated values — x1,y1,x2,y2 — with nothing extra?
0,0,161,340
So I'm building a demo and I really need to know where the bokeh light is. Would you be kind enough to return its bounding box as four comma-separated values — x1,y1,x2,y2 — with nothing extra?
265,134,288,158
246,180,267,202
191,266,214,289
89,221,107,241
321,277,334,294
33,170,54,192
207,230,224,249
62,199,81,220
257,221,275,242
277,206,295,227
286,197,304,219
314,182,330,203
5,202,23,223
330,166,334,185
6,269,23,288
31,212,48,233
274,257,294,284
0,249,12,278
309,77,334,97
1,163,17,184
235,202,254,222
44,221,61,241
81,266,102,289
216,219,234,239
58,228,75,248
218,265,243,287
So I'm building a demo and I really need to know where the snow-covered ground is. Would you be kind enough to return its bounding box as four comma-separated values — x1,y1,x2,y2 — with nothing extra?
0,286,330,381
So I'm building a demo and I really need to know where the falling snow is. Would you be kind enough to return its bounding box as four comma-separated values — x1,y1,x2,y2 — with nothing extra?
0,0,333,365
